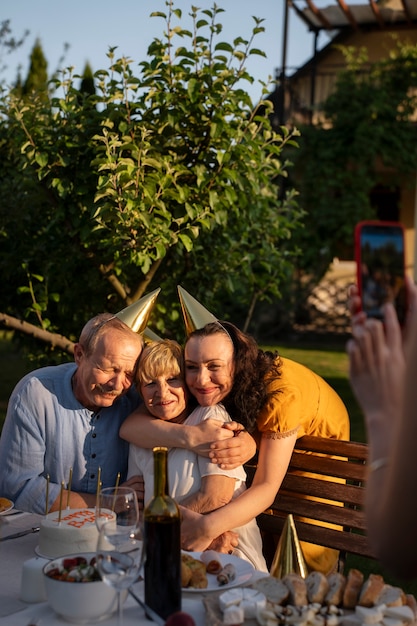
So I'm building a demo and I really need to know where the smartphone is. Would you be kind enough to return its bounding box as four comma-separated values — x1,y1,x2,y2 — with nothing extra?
355,220,406,324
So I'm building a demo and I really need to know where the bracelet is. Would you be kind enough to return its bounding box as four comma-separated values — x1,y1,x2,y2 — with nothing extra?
368,457,388,473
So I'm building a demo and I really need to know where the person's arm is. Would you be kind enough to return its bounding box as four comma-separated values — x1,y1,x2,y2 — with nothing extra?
208,423,257,469
180,432,297,551
120,410,256,468
179,474,236,513
347,277,417,578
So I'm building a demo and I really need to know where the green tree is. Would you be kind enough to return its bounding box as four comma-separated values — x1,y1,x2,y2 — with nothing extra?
22,38,48,99
0,2,302,361
79,62,95,97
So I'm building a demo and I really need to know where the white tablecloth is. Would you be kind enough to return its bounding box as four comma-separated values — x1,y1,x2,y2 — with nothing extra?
0,510,263,625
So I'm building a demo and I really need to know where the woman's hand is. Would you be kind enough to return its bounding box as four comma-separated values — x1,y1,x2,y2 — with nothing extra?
209,425,257,469
179,507,239,552
188,419,234,455
206,532,240,554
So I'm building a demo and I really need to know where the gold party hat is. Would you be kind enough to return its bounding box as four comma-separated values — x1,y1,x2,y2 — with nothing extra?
269,514,308,579
178,285,218,335
115,288,160,333
143,327,163,343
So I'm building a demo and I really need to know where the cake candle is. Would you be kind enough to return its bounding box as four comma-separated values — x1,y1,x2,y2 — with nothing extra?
45,474,50,516
66,467,73,509
96,467,101,510
58,481,65,523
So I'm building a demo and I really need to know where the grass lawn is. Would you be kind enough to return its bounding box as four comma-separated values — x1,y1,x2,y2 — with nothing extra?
1,334,416,595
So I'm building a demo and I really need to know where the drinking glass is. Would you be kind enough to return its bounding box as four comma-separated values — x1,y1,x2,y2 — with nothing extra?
95,486,139,532
96,518,144,626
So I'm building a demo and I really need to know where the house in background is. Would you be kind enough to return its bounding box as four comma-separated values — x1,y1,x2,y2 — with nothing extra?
262,0,417,332
271,0,417,284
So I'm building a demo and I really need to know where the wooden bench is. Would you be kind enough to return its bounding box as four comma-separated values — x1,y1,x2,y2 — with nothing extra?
244,435,375,572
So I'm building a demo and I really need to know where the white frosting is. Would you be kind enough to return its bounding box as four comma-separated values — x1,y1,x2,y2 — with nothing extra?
39,508,114,558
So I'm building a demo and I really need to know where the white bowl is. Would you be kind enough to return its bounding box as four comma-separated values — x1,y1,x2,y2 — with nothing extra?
43,552,126,623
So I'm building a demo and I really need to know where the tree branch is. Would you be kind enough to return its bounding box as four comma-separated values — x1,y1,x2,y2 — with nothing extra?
0,313,75,354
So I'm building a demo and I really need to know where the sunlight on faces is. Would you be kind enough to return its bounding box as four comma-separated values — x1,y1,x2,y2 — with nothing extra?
140,374,188,422
184,333,235,406
137,340,189,423
73,329,143,411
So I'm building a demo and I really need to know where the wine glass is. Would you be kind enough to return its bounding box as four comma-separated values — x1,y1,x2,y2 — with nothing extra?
96,518,144,626
95,486,139,531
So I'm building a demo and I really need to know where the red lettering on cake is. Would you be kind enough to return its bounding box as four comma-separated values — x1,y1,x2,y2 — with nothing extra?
50,508,108,527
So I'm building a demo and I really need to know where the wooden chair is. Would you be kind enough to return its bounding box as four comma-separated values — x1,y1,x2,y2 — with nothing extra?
244,435,375,572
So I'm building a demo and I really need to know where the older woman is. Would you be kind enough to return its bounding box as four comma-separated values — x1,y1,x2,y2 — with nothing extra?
126,338,267,571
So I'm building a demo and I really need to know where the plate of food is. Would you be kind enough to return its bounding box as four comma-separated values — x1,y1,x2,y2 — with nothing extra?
0,497,14,516
181,550,255,593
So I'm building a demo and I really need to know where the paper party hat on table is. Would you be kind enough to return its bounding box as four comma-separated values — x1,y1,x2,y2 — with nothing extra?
269,514,308,579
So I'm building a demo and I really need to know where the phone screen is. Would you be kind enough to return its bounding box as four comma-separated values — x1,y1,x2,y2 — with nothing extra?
355,221,406,324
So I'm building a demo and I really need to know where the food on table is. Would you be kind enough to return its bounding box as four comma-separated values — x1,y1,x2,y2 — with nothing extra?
45,555,100,582
306,570,329,604
223,604,245,625
181,559,193,588
325,572,347,607
217,563,236,586
342,568,364,610
251,577,290,605
205,569,417,626
219,587,267,619
181,553,208,589
181,552,241,589
164,611,196,626
282,573,308,606
38,508,115,558
358,573,385,608
200,549,223,574
376,584,406,607
0,497,12,513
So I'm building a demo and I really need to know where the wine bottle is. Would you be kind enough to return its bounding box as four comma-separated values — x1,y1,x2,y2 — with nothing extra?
144,446,182,620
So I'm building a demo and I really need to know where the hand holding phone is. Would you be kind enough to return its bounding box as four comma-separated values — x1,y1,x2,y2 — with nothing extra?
355,221,406,325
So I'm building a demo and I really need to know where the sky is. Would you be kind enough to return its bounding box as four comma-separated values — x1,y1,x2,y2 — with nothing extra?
1,0,334,103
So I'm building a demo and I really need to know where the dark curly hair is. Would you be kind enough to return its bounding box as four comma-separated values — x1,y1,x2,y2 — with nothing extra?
185,321,281,432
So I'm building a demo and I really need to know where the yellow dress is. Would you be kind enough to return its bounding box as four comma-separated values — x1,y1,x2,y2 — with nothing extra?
256,357,350,574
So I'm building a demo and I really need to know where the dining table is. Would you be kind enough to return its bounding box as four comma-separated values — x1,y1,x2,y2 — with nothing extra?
0,509,265,626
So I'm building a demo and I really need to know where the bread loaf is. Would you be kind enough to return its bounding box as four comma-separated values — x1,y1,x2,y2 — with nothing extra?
283,573,308,606
343,568,364,609
358,574,385,607
324,572,346,607
376,585,406,608
306,571,330,604
252,576,290,605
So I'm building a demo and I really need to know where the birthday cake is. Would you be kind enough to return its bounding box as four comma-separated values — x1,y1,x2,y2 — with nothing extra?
38,508,115,558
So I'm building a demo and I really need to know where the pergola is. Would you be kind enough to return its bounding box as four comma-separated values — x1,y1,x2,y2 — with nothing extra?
290,0,417,32
275,0,417,124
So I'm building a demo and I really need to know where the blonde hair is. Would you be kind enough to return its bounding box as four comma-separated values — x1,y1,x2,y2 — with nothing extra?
136,339,184,387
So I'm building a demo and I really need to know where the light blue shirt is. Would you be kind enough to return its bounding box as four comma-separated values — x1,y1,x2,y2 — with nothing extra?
0,362,140,513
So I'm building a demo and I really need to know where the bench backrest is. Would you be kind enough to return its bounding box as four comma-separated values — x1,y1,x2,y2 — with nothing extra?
244,435,375,571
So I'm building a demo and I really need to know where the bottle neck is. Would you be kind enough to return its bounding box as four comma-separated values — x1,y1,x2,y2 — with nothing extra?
153,446,168,498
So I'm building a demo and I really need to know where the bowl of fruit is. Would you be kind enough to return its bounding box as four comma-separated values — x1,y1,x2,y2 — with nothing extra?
43,553,125,623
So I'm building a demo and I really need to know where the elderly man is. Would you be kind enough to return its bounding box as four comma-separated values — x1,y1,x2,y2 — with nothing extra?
0,309,148,514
